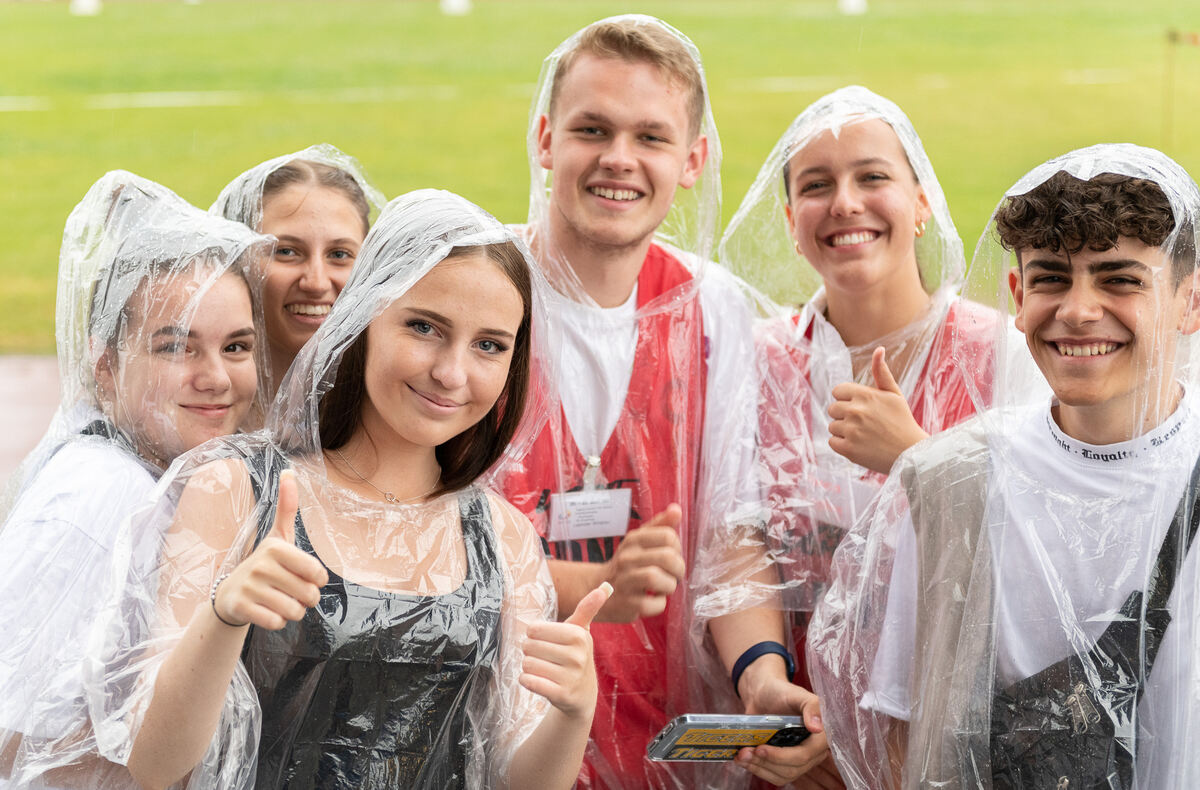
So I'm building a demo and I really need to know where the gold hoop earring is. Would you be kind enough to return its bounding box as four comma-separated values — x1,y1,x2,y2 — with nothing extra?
915,219,927,238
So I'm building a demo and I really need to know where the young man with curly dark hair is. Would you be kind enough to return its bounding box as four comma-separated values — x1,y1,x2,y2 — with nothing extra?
807,146,1200,790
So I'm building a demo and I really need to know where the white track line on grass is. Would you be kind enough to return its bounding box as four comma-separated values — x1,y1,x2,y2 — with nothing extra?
0,96,53,112
733,76,846,94
1061,68,1131,85
732,74,954,93
87,90,249,109
917,73,951,90
0,69,1135,113
1,85,462,112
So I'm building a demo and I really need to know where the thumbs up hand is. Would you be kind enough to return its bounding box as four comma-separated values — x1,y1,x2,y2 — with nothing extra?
211,469,330,630
519,581,613,718
827,347,930,475
598,504,685,622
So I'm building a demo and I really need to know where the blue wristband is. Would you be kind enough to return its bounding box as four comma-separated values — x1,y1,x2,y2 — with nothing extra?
731,641,796,699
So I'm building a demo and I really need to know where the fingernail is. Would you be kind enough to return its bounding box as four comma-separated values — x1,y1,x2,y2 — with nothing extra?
599,581,614,597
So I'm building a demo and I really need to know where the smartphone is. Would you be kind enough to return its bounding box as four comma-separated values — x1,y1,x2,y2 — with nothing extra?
646,714,811,761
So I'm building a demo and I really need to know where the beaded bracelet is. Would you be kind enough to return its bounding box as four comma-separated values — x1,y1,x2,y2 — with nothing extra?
210,572,249,628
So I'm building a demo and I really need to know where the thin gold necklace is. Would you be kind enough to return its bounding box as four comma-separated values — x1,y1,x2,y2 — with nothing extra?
333,449,438,504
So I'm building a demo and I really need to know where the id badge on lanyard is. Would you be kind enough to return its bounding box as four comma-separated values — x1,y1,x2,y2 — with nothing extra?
548,455,633,542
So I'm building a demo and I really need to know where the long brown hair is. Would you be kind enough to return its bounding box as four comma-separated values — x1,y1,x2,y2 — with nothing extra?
317,241,533,496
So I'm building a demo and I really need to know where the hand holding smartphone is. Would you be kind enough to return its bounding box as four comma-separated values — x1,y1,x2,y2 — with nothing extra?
646,714,811,761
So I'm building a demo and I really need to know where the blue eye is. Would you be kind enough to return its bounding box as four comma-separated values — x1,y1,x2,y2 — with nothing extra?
476,339,509,354
408,320,435,335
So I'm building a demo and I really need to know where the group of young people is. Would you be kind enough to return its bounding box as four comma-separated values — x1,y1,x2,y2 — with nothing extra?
0,12,1197,790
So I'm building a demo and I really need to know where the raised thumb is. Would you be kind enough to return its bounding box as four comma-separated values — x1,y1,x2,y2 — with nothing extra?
269,469,299,545
649,503,683,530
871,346,902,395
565,581,613,629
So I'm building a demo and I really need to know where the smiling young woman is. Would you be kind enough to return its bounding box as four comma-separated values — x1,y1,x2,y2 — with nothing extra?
0,171,272,788
213,144,385,392
48,189,614,790
695,89,1040,771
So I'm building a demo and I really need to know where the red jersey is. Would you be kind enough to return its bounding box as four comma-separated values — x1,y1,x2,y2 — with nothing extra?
497,244,708,789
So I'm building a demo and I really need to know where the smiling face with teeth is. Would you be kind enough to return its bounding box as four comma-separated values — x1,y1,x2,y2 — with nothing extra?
260,184,366,382
783,119,932,331
536,53,707,291
1011,237,1200,441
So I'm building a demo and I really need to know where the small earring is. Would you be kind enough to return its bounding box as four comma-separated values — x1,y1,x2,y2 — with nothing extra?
793,239,802,255
915,219,927,238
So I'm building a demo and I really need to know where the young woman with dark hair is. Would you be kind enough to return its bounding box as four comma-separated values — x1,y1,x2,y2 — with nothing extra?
103,189,607,790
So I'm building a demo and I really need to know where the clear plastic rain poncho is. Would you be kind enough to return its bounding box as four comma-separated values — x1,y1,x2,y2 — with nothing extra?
63,189,561,790
692,87,1017,690
0,170,272,787
808,144,1200,789
493,14,760,789
211,143,385,239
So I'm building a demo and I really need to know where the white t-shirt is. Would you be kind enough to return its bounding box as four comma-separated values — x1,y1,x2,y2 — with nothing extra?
0,439,158,745
552,261,762,519
867,391,1200,786
555,285,638,459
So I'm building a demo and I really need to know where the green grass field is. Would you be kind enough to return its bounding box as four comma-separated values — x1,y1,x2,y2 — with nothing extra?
3,0,1199,352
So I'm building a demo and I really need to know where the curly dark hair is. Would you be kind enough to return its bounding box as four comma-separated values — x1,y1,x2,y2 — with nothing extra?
995,171,1195,283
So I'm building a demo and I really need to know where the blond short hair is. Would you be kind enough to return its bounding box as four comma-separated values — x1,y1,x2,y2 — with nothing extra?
548,19,705,140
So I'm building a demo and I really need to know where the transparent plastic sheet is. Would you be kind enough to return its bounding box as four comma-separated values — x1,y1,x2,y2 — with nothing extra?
211,143,387,393
719,85,963,308
14,188,564,789
98,442,554,790
492,15,760,789
691,88,1033,703
808,144,1200,789
522,14,722,307
0,170,272,788
210,143,385,241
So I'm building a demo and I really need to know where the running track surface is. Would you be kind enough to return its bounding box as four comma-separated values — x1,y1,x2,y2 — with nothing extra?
0,356,59,486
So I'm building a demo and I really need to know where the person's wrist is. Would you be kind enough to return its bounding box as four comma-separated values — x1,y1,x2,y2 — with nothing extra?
738,653,789,705
732,640,795,701
210,572,249,628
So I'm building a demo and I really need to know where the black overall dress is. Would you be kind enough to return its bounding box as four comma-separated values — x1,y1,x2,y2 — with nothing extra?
242,463,505,790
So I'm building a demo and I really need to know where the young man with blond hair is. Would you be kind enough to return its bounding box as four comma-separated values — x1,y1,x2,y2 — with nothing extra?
496,15,834,789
